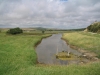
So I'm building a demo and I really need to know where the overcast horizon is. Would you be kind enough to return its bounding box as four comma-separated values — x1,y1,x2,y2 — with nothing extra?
0,0,100,29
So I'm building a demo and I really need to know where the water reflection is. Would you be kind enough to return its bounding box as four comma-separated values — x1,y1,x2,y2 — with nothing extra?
36,34,82,65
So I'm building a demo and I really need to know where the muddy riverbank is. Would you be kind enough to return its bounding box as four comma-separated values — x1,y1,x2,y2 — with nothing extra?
62,38,99,62
35,34,95,65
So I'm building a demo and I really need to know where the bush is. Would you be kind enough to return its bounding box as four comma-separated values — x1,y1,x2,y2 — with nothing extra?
42,30,45,34
87,22,100,33
7,27,23,35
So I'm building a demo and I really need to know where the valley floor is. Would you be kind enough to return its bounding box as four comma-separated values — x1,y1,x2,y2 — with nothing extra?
0,32,100,75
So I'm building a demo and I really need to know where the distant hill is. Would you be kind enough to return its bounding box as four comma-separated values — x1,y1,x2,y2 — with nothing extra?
35,27,46,31
87,21,100,33
68,28,86,31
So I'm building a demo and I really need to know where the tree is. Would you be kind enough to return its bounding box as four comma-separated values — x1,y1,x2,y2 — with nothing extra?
87,25,92,31
7,27,23,35
42,30,45,34
87,22,100,33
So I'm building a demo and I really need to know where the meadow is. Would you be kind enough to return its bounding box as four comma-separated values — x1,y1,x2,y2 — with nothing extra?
63,31,100,58
0,31,100,75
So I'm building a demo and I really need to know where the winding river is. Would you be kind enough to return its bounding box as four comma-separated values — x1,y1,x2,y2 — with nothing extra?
36,34,88,65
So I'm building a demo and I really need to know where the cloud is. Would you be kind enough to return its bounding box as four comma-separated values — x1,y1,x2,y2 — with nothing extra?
0,0,100,29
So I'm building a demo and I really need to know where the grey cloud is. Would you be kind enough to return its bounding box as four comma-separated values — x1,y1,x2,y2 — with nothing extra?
0,0,100,29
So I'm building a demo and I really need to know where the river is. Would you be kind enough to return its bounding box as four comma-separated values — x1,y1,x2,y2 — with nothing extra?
36,34,88,65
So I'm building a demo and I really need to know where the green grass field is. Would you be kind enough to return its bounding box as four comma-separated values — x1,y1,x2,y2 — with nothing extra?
63,31,100,58
0,32,100,75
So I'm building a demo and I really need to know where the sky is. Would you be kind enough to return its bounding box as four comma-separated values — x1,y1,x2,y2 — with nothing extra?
0,0,100,29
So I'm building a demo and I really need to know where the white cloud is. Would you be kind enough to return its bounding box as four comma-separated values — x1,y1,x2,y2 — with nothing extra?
0,0,100,29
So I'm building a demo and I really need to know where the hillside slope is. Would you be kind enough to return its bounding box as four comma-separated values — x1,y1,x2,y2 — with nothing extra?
87,21,100,33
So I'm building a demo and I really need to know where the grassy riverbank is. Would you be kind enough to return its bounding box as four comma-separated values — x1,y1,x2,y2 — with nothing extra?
0,33,50,75
0,32,100,75
63,31,100,58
